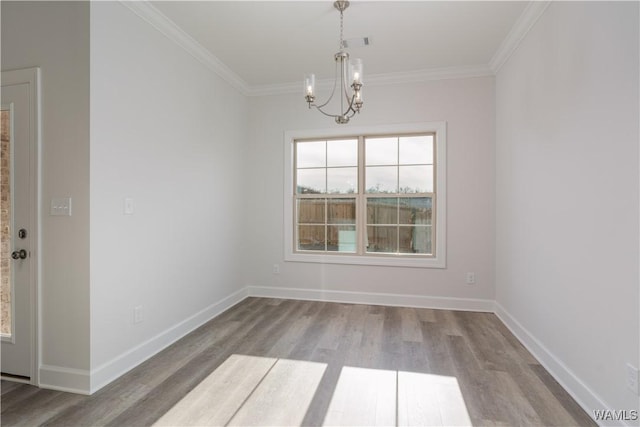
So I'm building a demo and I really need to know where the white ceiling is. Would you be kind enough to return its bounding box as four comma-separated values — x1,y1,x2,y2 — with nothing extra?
150,1,529,90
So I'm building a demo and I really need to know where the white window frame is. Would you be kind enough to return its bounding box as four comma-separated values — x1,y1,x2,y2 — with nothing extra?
284,122,446,268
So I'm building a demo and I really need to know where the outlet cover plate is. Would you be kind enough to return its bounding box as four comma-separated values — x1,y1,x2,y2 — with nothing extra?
50,197,72,216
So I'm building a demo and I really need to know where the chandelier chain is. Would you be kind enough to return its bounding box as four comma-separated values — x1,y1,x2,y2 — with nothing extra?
339,9,344,50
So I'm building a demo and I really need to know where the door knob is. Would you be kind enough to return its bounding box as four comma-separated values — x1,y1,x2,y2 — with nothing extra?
11,249,27,260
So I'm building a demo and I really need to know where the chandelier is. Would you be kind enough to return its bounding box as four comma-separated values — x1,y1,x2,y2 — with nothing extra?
304,0,363,124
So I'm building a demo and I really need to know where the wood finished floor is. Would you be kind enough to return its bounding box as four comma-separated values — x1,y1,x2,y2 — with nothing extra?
1,297,596,426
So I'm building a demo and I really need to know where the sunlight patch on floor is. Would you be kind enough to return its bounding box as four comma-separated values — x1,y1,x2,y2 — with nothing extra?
153,354,326,426
323,366,472,427
397,371,472,426
323,366,396,426
153,354,472,427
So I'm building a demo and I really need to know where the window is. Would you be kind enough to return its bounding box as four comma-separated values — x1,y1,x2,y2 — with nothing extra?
285,122,446,268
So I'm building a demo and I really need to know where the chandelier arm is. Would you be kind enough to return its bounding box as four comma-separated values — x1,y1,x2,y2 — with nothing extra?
314,58,340,110
317,83,358,119
345,97,358,117
313,105,343,119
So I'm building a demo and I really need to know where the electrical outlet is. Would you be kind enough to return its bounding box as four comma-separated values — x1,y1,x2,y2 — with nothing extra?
626,363,639,394
134,306,143,324
273,264,280,274
466,272,476,285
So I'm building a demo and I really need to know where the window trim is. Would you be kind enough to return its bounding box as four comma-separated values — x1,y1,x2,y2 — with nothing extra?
284,122,447,268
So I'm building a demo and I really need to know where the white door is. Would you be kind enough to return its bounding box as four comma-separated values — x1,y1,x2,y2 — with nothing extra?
1,68,39,381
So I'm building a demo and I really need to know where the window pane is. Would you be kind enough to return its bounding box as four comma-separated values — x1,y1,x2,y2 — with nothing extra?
297,141,325,168
399,165,433,193
327,139,357,167
367,226,397,253
365,137,397,166
297,199,325,224
399,225,432,254
298,225,325,251
293,131,439,259
367,198,398,225
399,197,432,225
297,168,326,194
328,225,356,252
366,166,397,193
399,135,433,165
328,198,356,224
327,167,357,194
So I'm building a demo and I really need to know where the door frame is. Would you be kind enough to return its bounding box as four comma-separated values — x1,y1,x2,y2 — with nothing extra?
1,67,41,386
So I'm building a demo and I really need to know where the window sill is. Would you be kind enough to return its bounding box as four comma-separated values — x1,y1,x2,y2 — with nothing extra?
285,252,445,268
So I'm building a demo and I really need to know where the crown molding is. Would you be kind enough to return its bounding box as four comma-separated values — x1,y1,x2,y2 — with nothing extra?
119,1,251,96
249,64,494,97
365,64,495,87
489,0,552,73
120,0,544,98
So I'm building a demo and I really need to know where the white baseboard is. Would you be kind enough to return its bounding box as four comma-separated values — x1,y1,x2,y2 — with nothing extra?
494,302,623,427
247,285,495,312
39,364,91,395
89,287,248,394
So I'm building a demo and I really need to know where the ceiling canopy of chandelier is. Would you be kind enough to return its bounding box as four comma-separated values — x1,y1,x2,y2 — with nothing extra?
304,1,363,125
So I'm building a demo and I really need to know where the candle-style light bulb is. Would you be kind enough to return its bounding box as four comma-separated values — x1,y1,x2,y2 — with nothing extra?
350,58,363,86
304,74,316,103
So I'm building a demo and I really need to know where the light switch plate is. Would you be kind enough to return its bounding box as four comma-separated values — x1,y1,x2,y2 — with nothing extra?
50,197,72,216
124,198,134,215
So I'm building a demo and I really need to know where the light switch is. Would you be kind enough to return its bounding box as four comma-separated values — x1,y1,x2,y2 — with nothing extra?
124,197,134,215
50,197,72,216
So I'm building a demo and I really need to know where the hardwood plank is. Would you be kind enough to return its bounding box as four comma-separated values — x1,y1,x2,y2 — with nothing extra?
486,314,540,365
490,369,544,425
419,319,456,377
322,366,396,426
530,364,598,426
398,370,472,426
400,341,431,374
314,303,351,351
153,354,276,426
398,370,443,426
437,309,464,336
0,383,42,413
380,306,404,370
264,306,317,359
0,380,24,395
446,334,504,425
414,307,437,323
355,312,384,369
502,360,580,426
287,302,335,361
400,307,423,343
228,358,327,426
0,389,82,427
455,311,515,372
